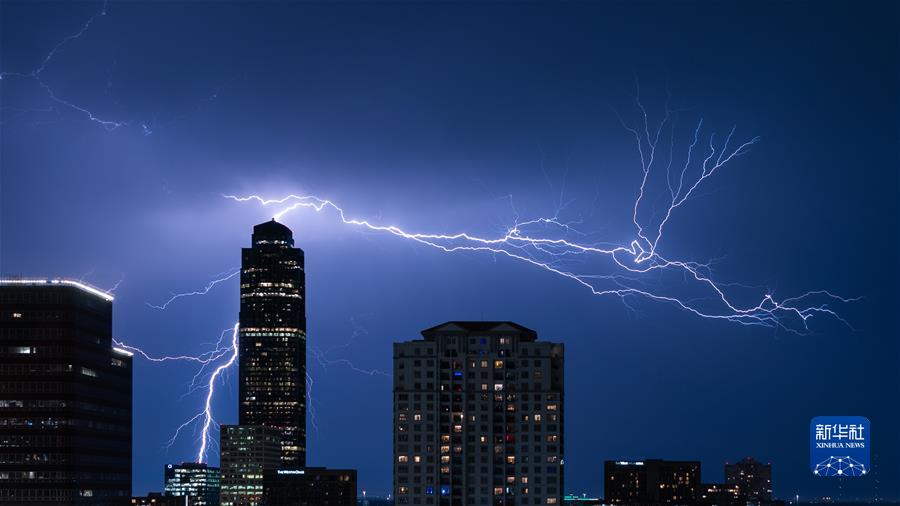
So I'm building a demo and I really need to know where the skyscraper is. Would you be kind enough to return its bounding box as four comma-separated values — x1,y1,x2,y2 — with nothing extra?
393,321,564,506
238,219,307,465
0,279,132,504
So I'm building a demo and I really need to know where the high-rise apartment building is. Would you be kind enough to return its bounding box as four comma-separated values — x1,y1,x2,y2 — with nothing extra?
0,279,132,504
164,463,221,506
220,425,282,506
238,219,306,465
725,458,772,502
393,321,564,506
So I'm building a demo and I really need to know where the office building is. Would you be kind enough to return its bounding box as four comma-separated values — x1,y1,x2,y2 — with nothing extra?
604,460,700,505
164,463,221,506
263,468,357,506
0,278,132,504
725,458,772,502
393,321,565,506
239,219,307,466
220,425,282,506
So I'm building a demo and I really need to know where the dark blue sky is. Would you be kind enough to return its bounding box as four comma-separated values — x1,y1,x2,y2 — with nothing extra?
1,0,898,500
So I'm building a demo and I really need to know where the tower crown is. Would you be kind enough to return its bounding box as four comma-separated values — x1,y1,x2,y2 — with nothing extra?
252,218,294,246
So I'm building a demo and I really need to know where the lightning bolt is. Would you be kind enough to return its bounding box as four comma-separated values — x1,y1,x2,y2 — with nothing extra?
196,322,239,463
225,105,856,334
1,0,126,130
146,268,240,310
106,273,125,293
113,323,239,464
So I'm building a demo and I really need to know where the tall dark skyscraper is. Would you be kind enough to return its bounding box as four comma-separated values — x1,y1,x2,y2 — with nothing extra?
0,279,132,504
239,219,307,465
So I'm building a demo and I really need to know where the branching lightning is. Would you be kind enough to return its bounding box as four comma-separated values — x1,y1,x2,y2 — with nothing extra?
0,1,126,130
226,99,857,334
113,323,239,464
196,323,239,464
146,268,240,310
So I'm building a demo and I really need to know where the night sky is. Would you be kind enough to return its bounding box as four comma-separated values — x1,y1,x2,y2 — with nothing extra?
1,0,898,501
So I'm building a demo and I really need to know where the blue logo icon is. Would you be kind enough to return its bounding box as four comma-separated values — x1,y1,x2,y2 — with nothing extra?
810,416,870,477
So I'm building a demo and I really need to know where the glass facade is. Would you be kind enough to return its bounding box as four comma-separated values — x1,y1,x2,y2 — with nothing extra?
220,425,282,506
164,462,220,506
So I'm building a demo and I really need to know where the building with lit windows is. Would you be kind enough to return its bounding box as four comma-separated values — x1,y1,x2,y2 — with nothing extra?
0,279,132,504
725,458,772,502
393,321,565,506
263,467,357,506
131,492,188,506
163,463,220,506
219,425,282,506
697,482,743,506
239,219,307,466
604,459,700,505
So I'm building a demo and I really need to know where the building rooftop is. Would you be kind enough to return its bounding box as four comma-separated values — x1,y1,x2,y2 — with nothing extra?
252,218,293,241
0,278,114,301
420,321,537,340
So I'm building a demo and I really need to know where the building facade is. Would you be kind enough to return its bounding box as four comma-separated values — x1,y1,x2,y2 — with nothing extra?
393,321,564,506
219,425,282,506
697,483,744,506
0,279,132,504
725,458,772,502
604,460,700,505
130,493,188,506
263,468,357,506
164,463,221,506
238,219,307,466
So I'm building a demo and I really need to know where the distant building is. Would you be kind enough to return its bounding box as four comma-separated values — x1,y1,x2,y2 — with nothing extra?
239,219,307,466
164,463,221,506
220,425,282,506
393,321,565,506
0,279,132,504
604,459,700,505
725,458,772,502
131,493,188,506
697,483,743,506
263,468,357,505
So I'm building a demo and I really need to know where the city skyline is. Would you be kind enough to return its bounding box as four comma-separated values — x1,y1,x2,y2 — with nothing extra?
2,0,898,502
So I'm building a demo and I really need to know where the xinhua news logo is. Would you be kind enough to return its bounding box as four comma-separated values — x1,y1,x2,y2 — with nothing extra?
810,416,870,477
